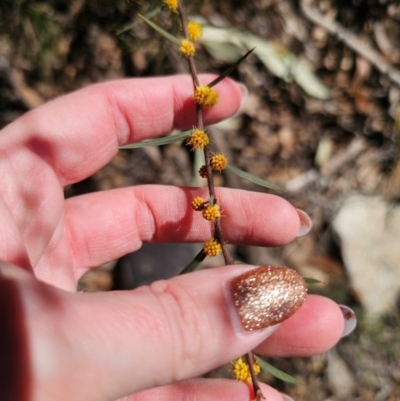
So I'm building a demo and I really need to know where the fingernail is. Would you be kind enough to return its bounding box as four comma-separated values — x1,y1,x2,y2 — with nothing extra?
281,394,295,401
230,266,307,331
339,305,357,337
238,83,248,105
296,208,312,237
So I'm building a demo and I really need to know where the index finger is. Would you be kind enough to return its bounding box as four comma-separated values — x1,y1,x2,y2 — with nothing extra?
0,75,243,186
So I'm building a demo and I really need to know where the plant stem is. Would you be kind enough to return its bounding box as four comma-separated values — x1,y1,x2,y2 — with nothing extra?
245,352,265,401
177,1,199,88
177,1,234,264
176,1,263,399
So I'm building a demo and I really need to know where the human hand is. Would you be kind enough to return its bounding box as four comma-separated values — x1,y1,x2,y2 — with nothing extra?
0,75,352,401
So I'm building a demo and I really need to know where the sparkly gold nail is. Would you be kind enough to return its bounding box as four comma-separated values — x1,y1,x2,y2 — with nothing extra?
230,266,307,331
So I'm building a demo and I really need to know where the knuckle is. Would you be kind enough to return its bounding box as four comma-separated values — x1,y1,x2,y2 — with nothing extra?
148,279,209,379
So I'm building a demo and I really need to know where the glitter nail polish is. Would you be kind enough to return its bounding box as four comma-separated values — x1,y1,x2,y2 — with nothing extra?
230,266,307,331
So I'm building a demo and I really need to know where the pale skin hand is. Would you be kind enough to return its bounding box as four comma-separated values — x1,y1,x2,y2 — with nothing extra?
0,75,344,401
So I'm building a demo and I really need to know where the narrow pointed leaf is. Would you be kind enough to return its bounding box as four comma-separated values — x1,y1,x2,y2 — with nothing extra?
207,48,255,88
116,7,161,35
202,42,242,63
256,357,302,384
179,249,207,274
304,277,325,284
226,165,286,192
119,130,193,149
292,62,330,99
242,34,292,81
138,14,180,45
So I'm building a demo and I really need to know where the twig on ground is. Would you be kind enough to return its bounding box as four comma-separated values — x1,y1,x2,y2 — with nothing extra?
300,0,400,88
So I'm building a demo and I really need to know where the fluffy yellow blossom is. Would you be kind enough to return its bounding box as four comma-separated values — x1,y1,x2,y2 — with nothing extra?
191,196,205,211
179,39,195,58
203,238,222,257
232,357,261,382
198,165,207,178
194,85,219,107
202,204,220,221
186,129,209,149
210,153,228,171
163,0,178,12
187,21,202,41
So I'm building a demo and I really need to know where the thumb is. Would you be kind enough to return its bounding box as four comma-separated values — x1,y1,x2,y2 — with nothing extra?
1,262,306,401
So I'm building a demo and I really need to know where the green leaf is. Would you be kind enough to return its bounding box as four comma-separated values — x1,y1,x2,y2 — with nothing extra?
256,357,302,384
292,62,330,99
201,26,330,100
202,42,242,63
138,14,180,45
116,7,161,35
207,48,255,88
225,165,286,192
243,35,330,99
119,130,193,149
241,34,292,81
179,249,207,274
304,277,325,284
200,25,243,48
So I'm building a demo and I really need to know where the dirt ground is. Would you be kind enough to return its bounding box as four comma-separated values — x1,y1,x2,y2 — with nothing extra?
1,1,400,400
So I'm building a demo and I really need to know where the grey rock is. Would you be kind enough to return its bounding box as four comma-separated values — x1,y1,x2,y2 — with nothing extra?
333,196,400,317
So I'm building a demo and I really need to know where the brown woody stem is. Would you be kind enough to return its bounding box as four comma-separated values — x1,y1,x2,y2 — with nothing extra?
177,1,234,265
245,352,265,401
176,1,264,399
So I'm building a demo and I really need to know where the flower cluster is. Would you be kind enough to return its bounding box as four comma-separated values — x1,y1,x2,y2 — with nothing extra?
186,129,209,149
187,21,202,41
210,153,228,171
202,204,220,221
194,85,219,107
232,357,261,382
203,238,222,257
191,196,205,211
179,39,196,58
163,0,178,12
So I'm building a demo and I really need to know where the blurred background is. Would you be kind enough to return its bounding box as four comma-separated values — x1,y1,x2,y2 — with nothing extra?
1,0,400,399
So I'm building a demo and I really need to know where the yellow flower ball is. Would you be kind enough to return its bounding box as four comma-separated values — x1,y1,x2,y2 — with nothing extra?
203,238,222,257
194,85,219,107
210,153,228,171
202,204,220,221
187,21,202,41
232,357,261,382
179,39,195,58
186,129,209,149
163,0,178,12
191,196,205,211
